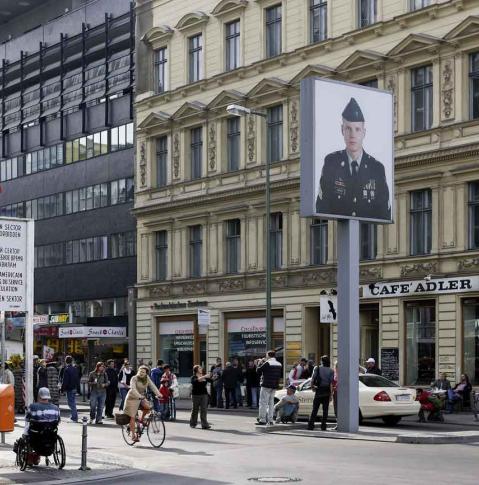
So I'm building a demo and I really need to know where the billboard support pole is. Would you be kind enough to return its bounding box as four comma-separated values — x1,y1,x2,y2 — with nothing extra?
337,219,360,433
1,311,5,381
25,220,35,407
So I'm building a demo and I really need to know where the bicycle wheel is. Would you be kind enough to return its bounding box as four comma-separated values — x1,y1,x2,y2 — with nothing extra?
147,413,166,448
122,420,139,446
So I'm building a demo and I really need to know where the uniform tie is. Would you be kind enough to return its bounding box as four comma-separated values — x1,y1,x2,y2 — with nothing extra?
351,160,359,176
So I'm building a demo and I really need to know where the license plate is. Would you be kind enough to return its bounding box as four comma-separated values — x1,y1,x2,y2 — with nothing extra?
396,395,410,401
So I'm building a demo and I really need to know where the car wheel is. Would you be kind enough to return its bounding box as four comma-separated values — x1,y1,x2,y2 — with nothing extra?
382,416,402,426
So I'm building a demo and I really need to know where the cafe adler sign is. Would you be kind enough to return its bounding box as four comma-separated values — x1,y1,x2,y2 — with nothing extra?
362,276,479,299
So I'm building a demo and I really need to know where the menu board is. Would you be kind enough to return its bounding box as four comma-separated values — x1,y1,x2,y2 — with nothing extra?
380,347,399,382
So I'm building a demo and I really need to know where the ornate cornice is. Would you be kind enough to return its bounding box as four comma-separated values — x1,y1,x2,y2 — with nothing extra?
400,262,437,277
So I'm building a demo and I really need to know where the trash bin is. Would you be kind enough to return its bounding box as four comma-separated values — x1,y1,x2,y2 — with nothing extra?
0,384,15,432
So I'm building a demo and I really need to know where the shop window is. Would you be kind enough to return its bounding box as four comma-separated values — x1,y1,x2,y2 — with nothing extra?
410,189,431,256
189,225,202,278
470,52,479,120
226,316,284,369
226,219,240,274
463,299,479,385
360,223,377,260
265,5,281,58
270,212,282,270
310,0,327,43
411,65,433,132
310,218,327,265
406,301,436,385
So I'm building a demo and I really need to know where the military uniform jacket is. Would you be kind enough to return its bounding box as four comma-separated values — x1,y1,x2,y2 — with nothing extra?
316,150,390,220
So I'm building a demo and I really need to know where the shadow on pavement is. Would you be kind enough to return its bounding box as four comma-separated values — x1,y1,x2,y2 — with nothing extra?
168,435,237,446
134,445,214,456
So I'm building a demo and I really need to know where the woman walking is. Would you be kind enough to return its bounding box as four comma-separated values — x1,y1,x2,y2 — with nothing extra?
118,359,134,410
190,365,211,429
123,366,161,442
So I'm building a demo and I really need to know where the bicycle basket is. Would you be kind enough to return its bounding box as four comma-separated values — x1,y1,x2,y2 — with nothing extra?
115,413,130,426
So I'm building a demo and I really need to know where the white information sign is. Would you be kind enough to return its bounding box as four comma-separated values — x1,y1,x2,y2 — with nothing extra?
0,219,27,311
320,295,338,323
198,308,211,327
59,326,127,338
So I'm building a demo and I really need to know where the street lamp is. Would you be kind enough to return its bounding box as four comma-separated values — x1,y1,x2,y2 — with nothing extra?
226,104,272,351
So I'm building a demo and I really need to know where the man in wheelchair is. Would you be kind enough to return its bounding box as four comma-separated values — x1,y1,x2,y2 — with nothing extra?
274,385,300,424
14,387,64,469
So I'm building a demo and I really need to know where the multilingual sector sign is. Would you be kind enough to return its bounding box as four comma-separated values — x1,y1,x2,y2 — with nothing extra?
0,218,28,311
300,77,394,223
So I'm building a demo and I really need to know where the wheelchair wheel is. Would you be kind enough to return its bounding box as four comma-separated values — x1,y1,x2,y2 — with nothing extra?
16,439,29,471
52,436,66,469
147,413,166,448
122,421,139,446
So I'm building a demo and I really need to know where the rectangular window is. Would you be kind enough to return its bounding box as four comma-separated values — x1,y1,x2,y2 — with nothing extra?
154,47,168,93
266,5,282,58
225,20,240,71
270,212,282,270
188,34,203,83
359,0,377,28
189,225,202,278
360,223,377,261
310,218,328,265
111,180,119,205
468,182,479,249
227,117,240,172
156,136,168,187
267,105,283,163
470,52,479,120
406,301,436,385
463,299,479,385
226,219,241,274
410,0,431,10
410,189,432,256
310,0,327,43
411,65,433,132
190,127,203,180
156,230,168,281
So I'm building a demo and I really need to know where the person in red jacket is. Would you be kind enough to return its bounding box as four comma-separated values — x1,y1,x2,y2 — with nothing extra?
158,376,171,419
416,388,443,422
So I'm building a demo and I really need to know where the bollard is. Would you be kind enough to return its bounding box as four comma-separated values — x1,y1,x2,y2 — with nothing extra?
1,432,4,444
79,416,91,471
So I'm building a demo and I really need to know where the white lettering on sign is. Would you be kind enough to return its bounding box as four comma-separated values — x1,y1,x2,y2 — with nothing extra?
58,326,127,338
362,276,479,299
0,219,28,311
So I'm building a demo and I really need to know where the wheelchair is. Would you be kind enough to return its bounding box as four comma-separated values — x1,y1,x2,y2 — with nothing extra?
15,421,66,471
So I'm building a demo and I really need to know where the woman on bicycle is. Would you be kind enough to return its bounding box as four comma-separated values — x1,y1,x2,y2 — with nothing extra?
123,365,161,442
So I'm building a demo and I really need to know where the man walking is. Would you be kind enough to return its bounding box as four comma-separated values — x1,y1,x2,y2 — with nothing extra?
61,355,80,422
308,355,334,431
256,350,282,426
105,359,118,418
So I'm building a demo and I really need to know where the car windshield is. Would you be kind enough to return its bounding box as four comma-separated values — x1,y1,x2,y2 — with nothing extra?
359,375,399,388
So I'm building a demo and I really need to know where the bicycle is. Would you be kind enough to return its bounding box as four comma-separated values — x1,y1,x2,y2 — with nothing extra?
121,410,166,448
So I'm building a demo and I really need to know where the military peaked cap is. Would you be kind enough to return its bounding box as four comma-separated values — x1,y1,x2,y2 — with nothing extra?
342,97,364,122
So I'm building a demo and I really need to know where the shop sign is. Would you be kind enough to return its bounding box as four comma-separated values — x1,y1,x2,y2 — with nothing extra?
320,295,338,323
49,313,69,324
58,326,127,338
198,308,210,326
152,300,208,310
34,326,58,337
32,315,48,325
362,276,479,299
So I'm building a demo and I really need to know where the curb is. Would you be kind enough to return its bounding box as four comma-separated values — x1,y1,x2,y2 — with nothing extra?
34,469,135,485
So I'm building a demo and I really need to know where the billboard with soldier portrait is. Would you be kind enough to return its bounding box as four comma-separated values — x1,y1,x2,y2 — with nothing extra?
300,77,394,223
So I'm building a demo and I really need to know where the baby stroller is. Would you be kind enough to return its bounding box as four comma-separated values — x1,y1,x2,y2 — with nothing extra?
15,421,66,471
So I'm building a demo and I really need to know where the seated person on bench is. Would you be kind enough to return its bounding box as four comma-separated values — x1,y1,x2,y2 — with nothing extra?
274,385,299,423
23,387,61,436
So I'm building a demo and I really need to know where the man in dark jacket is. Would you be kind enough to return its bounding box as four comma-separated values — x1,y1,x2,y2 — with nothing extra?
61,355,80,422
222,362,238,409
105,359,119,418
365,358,382,376
256,350,282,425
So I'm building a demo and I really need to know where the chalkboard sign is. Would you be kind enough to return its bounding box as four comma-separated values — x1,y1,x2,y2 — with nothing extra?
381,347,399,382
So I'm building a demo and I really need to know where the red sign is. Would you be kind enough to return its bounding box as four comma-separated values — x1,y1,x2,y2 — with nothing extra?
34,326,58,337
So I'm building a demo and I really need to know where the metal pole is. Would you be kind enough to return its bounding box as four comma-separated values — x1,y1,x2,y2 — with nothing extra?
265,152,272,351
337,219,360,433
79,416,91,471
24,220,34,407
1,311,5,383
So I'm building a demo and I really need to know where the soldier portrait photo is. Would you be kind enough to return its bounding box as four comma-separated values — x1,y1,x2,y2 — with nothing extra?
316,97,391,221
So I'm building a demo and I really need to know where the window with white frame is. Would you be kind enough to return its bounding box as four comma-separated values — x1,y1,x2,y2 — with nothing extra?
227,117,240,171
267,105,283,163
190,127,203,180
225,20,240,71
410,0,431,11
410,189,432,256
310,0,327,43
265,5,282,58
156,135,168,187
189,225,202,278
154,47,167,93
470,52,479,120
310,218,328,265
360,223,377,261
358,0,376,28
226,219,241,274
270,212,283,270
188,34,203,83
156,230,168,281
411,65,433,132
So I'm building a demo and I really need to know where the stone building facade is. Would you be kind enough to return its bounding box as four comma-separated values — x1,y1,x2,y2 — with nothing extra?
134,0,479,386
